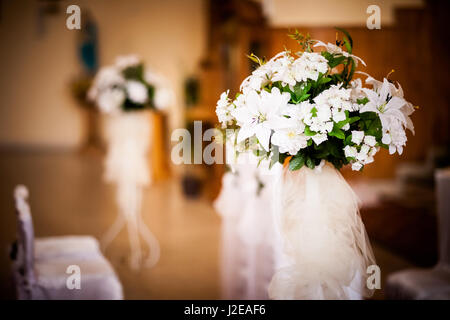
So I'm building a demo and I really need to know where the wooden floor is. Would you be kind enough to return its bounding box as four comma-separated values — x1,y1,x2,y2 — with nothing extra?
0,151,414,299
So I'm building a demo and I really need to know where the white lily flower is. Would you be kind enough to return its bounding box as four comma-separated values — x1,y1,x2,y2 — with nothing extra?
360,78,413,155
382,133,391,145
360,78,407,128
233,87,290,151
359,73,415,134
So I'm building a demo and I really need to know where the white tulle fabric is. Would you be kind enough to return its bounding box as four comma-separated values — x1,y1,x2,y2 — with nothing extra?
102,111,160,269
104,112,151,188
215,151,283,299
268,162,376,299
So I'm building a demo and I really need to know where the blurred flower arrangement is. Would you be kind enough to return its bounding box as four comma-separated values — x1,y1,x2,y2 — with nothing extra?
88,54,173,113
216,29,416,171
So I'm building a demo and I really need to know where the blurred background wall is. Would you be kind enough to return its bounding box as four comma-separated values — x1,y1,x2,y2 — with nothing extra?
0,0,206,149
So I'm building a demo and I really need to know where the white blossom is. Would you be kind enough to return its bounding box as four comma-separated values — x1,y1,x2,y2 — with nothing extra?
126,80,148,104
351,131,365,145
233,87,290,151
356,144,370,161
271,126,309,155
360,78,413,155
312,133,328,145
216,90,234,126
293,52,328,82
364,135,377,147
352,162,363,171
97,88,125,114
271,52,296,87
344,145,357,158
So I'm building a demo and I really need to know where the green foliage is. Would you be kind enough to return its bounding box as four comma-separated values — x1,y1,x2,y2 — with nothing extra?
247,53,266,66
329,125,345,140
359,112,383,141
289,153,305,171
357,97,369,105
288,30,314,52
123,64,145,81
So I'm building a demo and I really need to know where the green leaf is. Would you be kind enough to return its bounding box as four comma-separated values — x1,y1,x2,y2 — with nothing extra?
321,51,333,61
343,36,352,54
347,58,356,82
337,118,349,129
348,116,360,124
289,154,305,171
314,148,330,158
328,56,347,68
298,93,310,102
306,157,315,169
318,76,331,85
345,134,353,145
357,97,369,105
329,125,345,139
335,27,353,49
367,117,382,139
328,142,341,158
304,126,317,136
360,111,377,120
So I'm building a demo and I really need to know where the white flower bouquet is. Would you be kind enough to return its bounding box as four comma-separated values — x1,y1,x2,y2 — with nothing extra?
216,29,415,172
88,54,173,114
215,30,417,300
90,55,167,269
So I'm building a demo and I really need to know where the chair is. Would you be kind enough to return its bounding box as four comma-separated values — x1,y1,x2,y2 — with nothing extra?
10,185,123,300
386,168,450,299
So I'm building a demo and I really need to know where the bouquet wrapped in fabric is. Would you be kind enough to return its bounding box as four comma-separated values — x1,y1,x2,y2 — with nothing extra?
88,54,173,114
216,29,416,299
